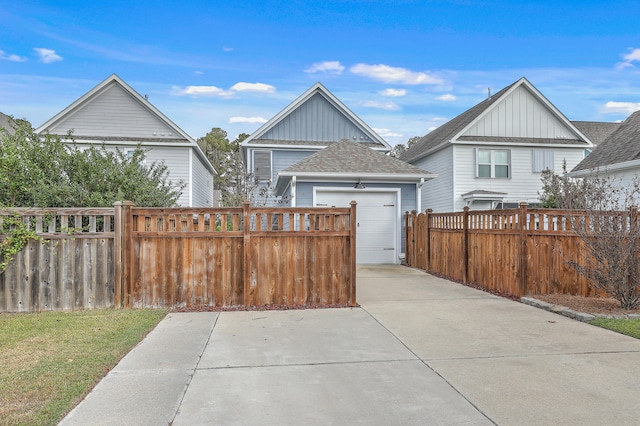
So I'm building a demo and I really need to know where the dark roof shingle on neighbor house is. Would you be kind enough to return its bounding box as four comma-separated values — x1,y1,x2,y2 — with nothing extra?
280,139,435,176
572,111,640,172
571,120,622,146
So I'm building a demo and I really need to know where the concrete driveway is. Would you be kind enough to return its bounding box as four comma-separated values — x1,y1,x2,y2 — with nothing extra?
61,265,640,425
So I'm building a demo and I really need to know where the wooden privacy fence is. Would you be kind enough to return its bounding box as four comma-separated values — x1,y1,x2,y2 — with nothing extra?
405,203,618,298
1,202,356,312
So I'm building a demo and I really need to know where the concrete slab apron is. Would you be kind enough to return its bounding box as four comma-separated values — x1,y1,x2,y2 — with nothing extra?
173,308,491,426
60,312,218,426
358,265,640,426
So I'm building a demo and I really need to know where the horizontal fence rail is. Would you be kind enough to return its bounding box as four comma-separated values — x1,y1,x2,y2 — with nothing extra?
1,202,356,312
405,203,627,298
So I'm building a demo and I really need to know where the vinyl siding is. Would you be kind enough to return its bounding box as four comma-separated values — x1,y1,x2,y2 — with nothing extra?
262,93,370,142
463,85,576,139
47,83,180,140
145,147,190,206
272,150,316,176
191,152,214,206
413,146,454,212
453,145,586,211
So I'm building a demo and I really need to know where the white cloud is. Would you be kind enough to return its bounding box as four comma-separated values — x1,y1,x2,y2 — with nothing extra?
34,48,63,63
305,61,345,75
373,127,403,138
602,101,640,114
223,47,234,52
616,48,640,70
362,100,400,110
350,63,443,85
0,50,27,62
176,85,231,97
230,82,275,93
380,88,406,97
436,94,456,101
194,70,203,75
229,116,268,124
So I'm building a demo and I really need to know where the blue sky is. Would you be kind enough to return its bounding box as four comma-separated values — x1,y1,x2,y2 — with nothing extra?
1,0,640,145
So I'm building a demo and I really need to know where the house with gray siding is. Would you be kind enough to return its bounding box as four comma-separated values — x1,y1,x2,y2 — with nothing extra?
35,74,215,207
400,77,593,212
241,82,435,264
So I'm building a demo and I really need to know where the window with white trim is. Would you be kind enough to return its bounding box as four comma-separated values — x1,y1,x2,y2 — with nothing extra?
476,149,510,178
253,150,272,181
532,149,554,173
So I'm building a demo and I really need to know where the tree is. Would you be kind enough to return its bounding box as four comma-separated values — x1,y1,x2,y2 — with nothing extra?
539,168,640,309
389,135,421,158
0,118,184,207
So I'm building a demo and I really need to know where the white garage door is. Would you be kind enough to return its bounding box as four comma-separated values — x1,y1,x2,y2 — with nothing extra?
315,190,397,264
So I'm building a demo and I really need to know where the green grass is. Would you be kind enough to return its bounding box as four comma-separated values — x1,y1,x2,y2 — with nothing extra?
0,308,167,426
589,317,640,339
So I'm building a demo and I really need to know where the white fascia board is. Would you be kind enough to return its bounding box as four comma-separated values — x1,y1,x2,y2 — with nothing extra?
567,158,640,178
241,142,389,152
452,140,592,149
278,172,438,181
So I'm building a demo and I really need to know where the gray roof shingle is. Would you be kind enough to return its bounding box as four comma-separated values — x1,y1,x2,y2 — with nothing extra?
572,111,640,171
571,121,621,145
280,139,434,176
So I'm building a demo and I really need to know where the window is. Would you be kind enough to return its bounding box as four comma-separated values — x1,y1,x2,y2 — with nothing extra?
253,151,272,181
476,149,510,178
532,150,554,173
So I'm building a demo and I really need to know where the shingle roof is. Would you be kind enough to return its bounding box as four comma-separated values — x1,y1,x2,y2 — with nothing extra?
571,121,622,145
399,82,517,163
0,112,15,134
280,139,434,176
572,111,640,172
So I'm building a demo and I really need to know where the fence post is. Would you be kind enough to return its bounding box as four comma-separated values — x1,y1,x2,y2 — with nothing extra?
121,201,134,308
519,202,529,297
425,209,432,271
462,206,469,284
409,210,416,267
113,202,123,308
243,201,251,306
349,201,357,306
404,211,410,266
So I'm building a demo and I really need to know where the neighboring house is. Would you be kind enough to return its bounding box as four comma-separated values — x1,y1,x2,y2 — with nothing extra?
35,74,215,207
0,112,15,134
400,77,593,211
568,111,640,188
241,82,435,264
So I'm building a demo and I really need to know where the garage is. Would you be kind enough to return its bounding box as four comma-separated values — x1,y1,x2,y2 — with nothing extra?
315,189,398,264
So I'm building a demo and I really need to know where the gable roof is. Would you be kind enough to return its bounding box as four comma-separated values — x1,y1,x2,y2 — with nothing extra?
400,77,591,163
242,82,390,151
571,111,640,173
571,120,622,146
275,139,435,194
35,74,214,174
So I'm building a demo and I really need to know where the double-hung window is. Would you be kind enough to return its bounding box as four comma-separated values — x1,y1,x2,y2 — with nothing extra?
477,149,510,178
532,150,554,173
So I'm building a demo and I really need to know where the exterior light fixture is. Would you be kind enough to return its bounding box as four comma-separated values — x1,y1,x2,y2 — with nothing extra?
354,179,365,189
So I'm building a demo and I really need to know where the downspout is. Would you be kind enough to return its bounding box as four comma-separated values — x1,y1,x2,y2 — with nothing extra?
291,176,297,207
417,178,424,213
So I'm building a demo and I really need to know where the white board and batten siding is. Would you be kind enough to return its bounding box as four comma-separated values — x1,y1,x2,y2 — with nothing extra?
314,189,399,264
464,85,576,139
48,83,180,139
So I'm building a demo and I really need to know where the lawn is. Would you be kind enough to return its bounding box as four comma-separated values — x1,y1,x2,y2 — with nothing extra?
0,308,167,426
589,317,640,339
